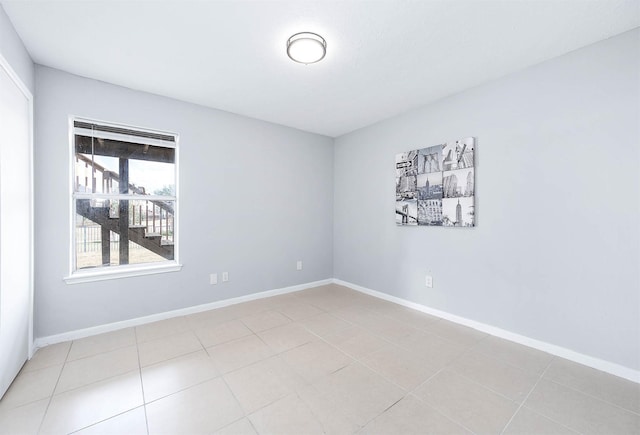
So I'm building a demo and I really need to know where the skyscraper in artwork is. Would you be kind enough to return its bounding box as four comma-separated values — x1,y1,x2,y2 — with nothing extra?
465,171,474,196
443,173,458,197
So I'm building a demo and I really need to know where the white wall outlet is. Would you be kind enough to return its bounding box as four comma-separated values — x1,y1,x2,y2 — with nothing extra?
425,275,433,288
209,273,218,285
222,272,229,282
296,260,303,271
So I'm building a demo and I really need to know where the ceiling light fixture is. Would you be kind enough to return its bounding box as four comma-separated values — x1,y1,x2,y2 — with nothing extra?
286,32,326,64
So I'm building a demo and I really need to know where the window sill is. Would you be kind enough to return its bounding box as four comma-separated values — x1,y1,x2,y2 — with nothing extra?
64,262,182,284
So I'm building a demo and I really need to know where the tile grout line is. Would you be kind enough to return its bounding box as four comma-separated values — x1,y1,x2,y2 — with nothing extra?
499,357,555,434
279,319,370,431
23,340,147,433
65,330,135,363
330,304,480,354
218,369,257,432
135,331,285,410
460,346,551,377
439,341,545,404
135,316,192,345
271,303,323,323
500,359,639,433
406,365,480,435
299,308,448,398
67,407,147,434
35,354,145,401
450,369,532,404
190,325,209,355
218,415,259,435
49,344,142,396
138,326,230,407
353,395,410,434
407,392,479,435
133,328,150,435
222,347,317,421
35,341,73,434
198,327,270,431
294,389,339,434
410,334,526,433
507,404,581,435
272,315,395,430
544,377,640,417
141,346,204,370
65,343,148,434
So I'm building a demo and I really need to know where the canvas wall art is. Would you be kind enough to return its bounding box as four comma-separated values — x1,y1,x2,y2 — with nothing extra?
396,137,475,227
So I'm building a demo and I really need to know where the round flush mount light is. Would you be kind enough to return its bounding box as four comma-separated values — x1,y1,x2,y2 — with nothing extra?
286,32,326,64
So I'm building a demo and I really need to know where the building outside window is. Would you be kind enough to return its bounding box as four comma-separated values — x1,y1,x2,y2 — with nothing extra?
67,118,180,282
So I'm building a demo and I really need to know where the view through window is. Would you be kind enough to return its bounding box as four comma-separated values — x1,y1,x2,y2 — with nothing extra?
72,119,178,272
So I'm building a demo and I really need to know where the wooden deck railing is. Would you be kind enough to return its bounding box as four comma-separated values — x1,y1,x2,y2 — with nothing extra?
76,154,174,246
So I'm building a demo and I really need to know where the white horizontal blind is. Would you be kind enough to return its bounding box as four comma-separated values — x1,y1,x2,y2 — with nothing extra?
73,119,176,148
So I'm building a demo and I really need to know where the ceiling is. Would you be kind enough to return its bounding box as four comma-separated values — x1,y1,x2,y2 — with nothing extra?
2,1,638,137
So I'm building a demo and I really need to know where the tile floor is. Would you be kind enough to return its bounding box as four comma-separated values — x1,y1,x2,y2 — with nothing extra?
0,284,638,434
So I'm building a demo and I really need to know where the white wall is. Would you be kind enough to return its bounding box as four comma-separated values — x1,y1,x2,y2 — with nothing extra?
34,66,334,337
0,4,33,397
0,4,33,92
333,29,640,371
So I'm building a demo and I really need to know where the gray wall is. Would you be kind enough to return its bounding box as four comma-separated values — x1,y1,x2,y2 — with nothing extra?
0,4,33,93
34,66,334,337
26,22,640,372
333,29,640,371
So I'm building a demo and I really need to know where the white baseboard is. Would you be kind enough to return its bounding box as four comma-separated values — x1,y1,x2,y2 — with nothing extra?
33,277,639,384
33,278,332,350
333,279,640,384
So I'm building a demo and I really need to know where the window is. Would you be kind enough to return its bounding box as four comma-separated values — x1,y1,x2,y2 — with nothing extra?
65,118,180,283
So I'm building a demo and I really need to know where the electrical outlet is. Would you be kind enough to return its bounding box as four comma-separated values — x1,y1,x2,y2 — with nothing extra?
210,273,218,285
296,260,303,271
425,275,433,288
222,272,229,282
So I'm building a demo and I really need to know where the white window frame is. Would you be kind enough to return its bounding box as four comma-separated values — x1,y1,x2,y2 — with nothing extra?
64,116,181,284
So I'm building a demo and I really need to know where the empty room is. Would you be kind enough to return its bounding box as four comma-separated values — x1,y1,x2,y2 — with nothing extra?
0,0,638,434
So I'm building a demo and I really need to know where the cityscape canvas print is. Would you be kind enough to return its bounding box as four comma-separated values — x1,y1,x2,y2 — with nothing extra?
396,137,475,227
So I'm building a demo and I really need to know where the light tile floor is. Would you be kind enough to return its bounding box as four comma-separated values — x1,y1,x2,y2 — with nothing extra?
0,284,638,434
